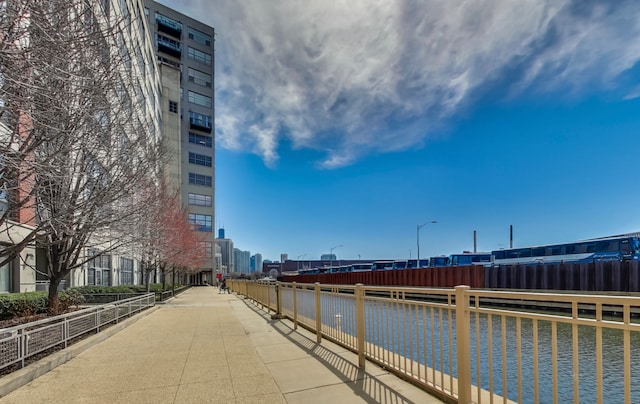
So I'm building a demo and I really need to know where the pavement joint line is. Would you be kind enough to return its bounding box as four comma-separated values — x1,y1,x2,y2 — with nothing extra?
172,304,202,403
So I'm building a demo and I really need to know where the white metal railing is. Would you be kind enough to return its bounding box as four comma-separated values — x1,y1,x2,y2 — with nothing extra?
0,293,155,371
35,280,68,291
229,280,640,404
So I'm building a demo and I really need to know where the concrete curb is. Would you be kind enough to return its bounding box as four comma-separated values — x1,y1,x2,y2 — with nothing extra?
0,305,160,398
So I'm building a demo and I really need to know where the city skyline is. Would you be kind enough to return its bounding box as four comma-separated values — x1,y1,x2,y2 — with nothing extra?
161,0,640,262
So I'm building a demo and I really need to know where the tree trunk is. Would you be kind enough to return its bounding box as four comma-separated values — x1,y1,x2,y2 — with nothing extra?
145,269,151,292
171,267,176,293
144,261,152,292
47,277,62,315
161,263,166,291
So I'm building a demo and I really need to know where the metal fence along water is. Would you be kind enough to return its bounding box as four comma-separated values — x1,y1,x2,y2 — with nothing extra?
229,280,640,404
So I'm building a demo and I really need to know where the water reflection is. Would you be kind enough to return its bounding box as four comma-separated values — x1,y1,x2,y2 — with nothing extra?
479,316,640,404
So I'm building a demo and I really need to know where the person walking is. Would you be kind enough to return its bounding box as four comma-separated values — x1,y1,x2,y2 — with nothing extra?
219,278,229,294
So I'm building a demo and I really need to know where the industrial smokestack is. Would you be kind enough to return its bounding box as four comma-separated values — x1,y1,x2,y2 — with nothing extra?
510,225,513,248
473,230,477,253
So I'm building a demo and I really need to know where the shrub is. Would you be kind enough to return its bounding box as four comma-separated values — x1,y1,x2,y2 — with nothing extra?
58,289,85,313
0,284,187,320
68,284,174,295
0,292,48,320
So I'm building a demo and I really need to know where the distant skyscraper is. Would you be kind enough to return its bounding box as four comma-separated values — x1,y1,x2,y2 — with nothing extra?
234,248,251,274
281,253,288,262
216,238,234,274
218,228,225,239
214,243,222,274
251,254,263,273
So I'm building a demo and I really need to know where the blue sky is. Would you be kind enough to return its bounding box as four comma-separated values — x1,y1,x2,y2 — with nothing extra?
161,0,640,262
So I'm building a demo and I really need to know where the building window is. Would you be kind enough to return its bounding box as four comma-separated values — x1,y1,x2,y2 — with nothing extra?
158,55,180,69
200,241,213,258
188,111,212,132
188,46,211,66
189,152,212,167
120,257,134,285
188,173,212,187
189,213,212,232
169,100,178,113
189,193,212,207
187,68,212,88
188,27,212,46
188,91,212,108
0,260,12,293
88,250,111,286
0,181,8,217
188,133,212,148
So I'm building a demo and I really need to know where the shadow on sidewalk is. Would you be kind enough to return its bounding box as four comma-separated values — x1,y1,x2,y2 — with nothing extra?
240,299,423,404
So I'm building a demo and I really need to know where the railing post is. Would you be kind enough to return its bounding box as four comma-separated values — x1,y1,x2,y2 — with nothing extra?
315,282,322,343
292,282,298,330
455,285,472,403
20,329,25,368
355,283,366,368
276,281,282,315
64,318,69,348
271,282,284,319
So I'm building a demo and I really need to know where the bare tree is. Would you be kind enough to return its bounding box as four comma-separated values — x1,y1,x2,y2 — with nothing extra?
135,181,167,292
161,203,206,289
137,183,206,291
1,0,164,312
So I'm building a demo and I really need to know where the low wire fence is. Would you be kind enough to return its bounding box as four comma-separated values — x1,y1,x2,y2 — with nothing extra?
156,286,190,302
0,293,155,371
80,286,190,304
229,280,640,404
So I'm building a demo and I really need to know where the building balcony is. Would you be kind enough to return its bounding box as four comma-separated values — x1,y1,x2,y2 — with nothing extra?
157,35,182,58
156,14,182,38
189,112,212,133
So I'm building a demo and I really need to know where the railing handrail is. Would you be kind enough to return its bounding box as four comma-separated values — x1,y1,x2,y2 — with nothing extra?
0,293,156,373
0,293,154,332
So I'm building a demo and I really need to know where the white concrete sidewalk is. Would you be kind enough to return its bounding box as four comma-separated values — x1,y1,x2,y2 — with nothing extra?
0,287,444,403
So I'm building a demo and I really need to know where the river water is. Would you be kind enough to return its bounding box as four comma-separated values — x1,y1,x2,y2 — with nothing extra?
470,314,638,403
368,303,640,404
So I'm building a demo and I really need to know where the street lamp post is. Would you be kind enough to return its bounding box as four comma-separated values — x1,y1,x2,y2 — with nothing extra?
417,221,437,268
330,245,342,269
297,254,307,271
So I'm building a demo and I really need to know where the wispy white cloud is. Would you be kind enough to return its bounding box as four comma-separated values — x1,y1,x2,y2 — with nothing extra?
623,86,640,100
162,0,640,168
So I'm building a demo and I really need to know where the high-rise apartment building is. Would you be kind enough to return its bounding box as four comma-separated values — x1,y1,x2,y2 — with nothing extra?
251,253,263,273
233,248,251,274
143,1,216,284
